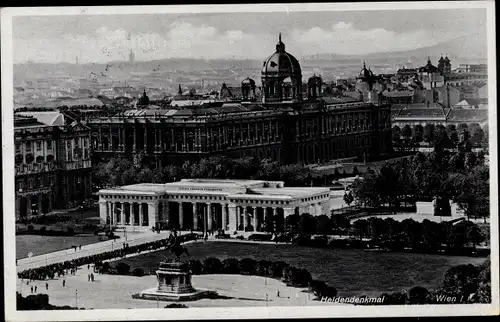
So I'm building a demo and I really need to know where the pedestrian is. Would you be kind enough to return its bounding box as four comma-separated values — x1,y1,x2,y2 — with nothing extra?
88,274,90,282
45,282,48,290
277,290,280,297
87,264,90,270
30,286,33,293
63,280,66,287
34,285,37,293
79,245,82,250
91,273,94,282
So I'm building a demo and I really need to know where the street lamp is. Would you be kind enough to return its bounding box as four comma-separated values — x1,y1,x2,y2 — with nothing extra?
75,289,78,309
79,205,84,234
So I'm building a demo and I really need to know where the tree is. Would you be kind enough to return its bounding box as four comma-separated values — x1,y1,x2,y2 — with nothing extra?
353,219,369,239
402,124,412,141
423,123,435,143
477,258,491,303
343,191,354,206
413,124,424,143
471,127,485,145
316,215,332,236
392,125,402,146
284,214,301,233
433,125,452,151
221,258,240,274
202,257,222,274
350,174,381,207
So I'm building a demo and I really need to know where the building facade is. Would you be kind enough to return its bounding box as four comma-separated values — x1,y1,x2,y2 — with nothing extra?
88,35,392,166
14,113,93,218
98,179,331,232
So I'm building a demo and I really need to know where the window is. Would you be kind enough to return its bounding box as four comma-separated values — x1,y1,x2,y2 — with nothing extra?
26,142,32,152
46,140,53,150
36,141,42,151
15,143,21,154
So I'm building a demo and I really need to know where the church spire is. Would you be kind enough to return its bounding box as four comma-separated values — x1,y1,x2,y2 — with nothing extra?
178,84,182,95
276,33,285,52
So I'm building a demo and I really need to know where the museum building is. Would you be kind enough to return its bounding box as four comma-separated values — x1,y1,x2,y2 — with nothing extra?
87,34,392,167
98,179,331,232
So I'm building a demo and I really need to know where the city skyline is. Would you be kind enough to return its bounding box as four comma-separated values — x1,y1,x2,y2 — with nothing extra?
13,9,487,64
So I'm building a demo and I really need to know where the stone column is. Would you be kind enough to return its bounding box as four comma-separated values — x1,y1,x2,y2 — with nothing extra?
283,207,294,219
171,128,175,151
15,197,20,220
120,202,126,225
99,200,107,226
270,207,275,232
179,202,184,230
242,207,247,231
192,202,198,230
222,204,228,231
130,202,135,226
144,128,148,152
315,203,322,216
165,201,170,228
228,205,237,232
253,206,258,231
183,129,187,151
148,202,158,228
139,203,143,226
207,203,212,231
133,127,137,152
37,196,43,215
110,202,116,225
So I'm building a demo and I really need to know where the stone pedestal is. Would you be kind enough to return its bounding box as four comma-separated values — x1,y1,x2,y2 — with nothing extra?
134,261,215,302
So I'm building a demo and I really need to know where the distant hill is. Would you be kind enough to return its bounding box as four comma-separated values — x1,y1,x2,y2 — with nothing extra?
304,33,487,66
13,33,487,83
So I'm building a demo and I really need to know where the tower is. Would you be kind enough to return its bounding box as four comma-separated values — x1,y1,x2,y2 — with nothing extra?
129,49,135,64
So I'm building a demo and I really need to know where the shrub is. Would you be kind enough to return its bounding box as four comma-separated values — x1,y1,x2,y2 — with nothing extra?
165,303,187,308
221,258,240,274
238,258,257,275
115,262,131,275
256,260,272,276
132,267,145,277
236,235,244,240
270,261,289,278
311,235,328,248
407,286,429,304
188,259,203,275
292,234,311,246
93,229,99,236
39,226,47,234
248,234,273,241
202,257,222,274
66,227,75,235
27,224,34,232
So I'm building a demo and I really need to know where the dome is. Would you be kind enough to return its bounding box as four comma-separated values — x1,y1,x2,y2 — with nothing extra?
358,61,373,79
444,56,450,62
241,77,256,86
308,75,322,86
261,33,301,78
438,55,445,63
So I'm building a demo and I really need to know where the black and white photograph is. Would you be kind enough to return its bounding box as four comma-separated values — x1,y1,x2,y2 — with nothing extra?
1,2,498,320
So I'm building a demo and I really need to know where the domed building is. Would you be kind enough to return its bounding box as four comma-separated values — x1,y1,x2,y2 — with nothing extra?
136,90,150,107
241,77,256,101
355,62,383,102
307,75,323,100
261,33,302,103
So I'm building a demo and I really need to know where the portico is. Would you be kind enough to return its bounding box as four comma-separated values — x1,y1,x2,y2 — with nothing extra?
98,179,330,233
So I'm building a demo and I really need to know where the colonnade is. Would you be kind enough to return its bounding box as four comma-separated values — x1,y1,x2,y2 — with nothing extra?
100,199,326,233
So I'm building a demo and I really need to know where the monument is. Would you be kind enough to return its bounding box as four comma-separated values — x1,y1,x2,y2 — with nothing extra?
133,260,215,302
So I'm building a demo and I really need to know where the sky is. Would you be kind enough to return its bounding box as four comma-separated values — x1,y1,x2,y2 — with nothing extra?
13,8,487,64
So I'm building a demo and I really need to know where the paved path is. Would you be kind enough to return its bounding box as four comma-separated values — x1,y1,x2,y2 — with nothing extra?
17,230,174,271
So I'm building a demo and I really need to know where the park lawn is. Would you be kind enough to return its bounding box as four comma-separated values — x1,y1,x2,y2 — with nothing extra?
16,235,106,259
113,241,486,297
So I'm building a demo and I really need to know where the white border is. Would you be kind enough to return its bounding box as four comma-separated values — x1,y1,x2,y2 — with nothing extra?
2,2,498,321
